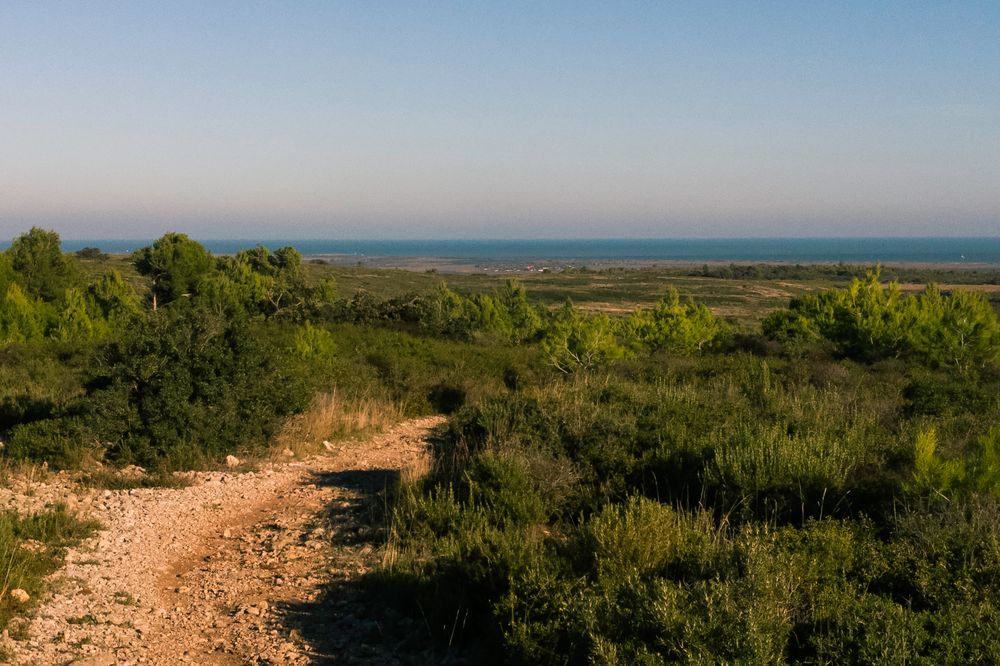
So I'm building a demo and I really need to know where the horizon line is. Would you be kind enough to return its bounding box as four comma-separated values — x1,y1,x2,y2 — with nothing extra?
38,235,1000,243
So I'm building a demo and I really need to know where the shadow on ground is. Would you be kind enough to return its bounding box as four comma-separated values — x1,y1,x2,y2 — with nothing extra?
278,466,474,665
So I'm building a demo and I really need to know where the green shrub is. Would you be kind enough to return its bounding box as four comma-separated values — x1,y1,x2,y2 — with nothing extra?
82,303,311,465
907,285,1000,371
581,497,714,580
7,227,78,302
292,321,336,359
710,419,872,495
0,342,91,432
910,426,1000,499
761,308,822,353
765,271,1000,370
541,301,625,372
132,232,215,309
74,247,109,261
446,393,559,459
461,453,547,528
5,417,94,468
466,280,544,344
428,382,467,414
0,244,141,345
0,283,49,344
623,287,727,355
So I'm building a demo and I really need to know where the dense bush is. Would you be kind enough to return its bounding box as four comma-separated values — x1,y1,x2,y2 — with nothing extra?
7,227,79,302
132,232,215,309
81,301,313,466
469,280,544,344
1,230,140,345
133,234,335,319
764,271,1000,370
540,302,625,372
622,287,727,355
328,279,545,344
74,246,109,261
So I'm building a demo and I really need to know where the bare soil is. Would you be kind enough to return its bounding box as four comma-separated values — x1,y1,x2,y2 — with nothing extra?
5,417,445,665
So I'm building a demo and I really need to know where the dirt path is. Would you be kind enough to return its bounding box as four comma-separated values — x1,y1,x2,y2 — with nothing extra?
11,416,445,666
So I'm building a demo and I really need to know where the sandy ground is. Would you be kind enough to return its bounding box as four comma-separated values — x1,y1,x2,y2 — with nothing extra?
5,417,445,666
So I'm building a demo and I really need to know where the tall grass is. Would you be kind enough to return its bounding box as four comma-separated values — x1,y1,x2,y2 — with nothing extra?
273,389,407,457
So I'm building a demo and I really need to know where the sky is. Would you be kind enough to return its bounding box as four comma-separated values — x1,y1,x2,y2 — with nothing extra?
1,1,998,240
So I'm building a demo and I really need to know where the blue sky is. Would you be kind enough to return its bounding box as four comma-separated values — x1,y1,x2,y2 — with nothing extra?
1,1,998,239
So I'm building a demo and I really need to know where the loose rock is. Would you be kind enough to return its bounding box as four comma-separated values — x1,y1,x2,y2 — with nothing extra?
10,417,443,665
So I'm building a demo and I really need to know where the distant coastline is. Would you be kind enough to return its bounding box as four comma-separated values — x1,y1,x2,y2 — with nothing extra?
6,237,1000,273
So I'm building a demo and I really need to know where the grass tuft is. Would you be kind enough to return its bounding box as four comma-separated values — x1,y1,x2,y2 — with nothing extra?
0,504,100,630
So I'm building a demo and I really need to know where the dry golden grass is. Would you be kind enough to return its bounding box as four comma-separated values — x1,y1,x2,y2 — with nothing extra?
399,452,432,486
378,433,439,572
272,390,406,458
0,459,52,487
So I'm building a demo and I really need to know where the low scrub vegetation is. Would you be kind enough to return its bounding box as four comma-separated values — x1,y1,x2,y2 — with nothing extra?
763,270,1000,370
2,228,1000,662
381,350,1000,663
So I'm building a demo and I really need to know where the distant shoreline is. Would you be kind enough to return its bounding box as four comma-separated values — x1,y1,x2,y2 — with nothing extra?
36,237,1000,272
83,251,1000,274
302,254,1000,274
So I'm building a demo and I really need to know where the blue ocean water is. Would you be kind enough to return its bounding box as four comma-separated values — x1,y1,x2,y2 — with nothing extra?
9,237,1000,265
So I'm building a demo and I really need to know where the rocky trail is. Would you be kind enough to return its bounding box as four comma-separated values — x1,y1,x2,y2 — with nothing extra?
5,416,445,665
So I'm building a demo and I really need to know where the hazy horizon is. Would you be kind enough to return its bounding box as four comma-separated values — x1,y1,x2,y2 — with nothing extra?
2,2,998,239
19,233,1000,243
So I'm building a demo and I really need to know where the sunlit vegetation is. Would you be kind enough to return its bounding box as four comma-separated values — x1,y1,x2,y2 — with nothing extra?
2,227,1000,662
0,505,99,632
763,270,1000,370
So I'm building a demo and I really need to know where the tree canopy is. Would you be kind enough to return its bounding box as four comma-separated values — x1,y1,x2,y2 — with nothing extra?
132,233,215,309
7,227,78,301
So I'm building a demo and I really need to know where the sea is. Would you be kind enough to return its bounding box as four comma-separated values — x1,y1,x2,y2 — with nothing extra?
33,238,1000,266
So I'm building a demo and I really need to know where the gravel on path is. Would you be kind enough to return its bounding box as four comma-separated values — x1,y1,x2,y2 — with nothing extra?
6,416,444,666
